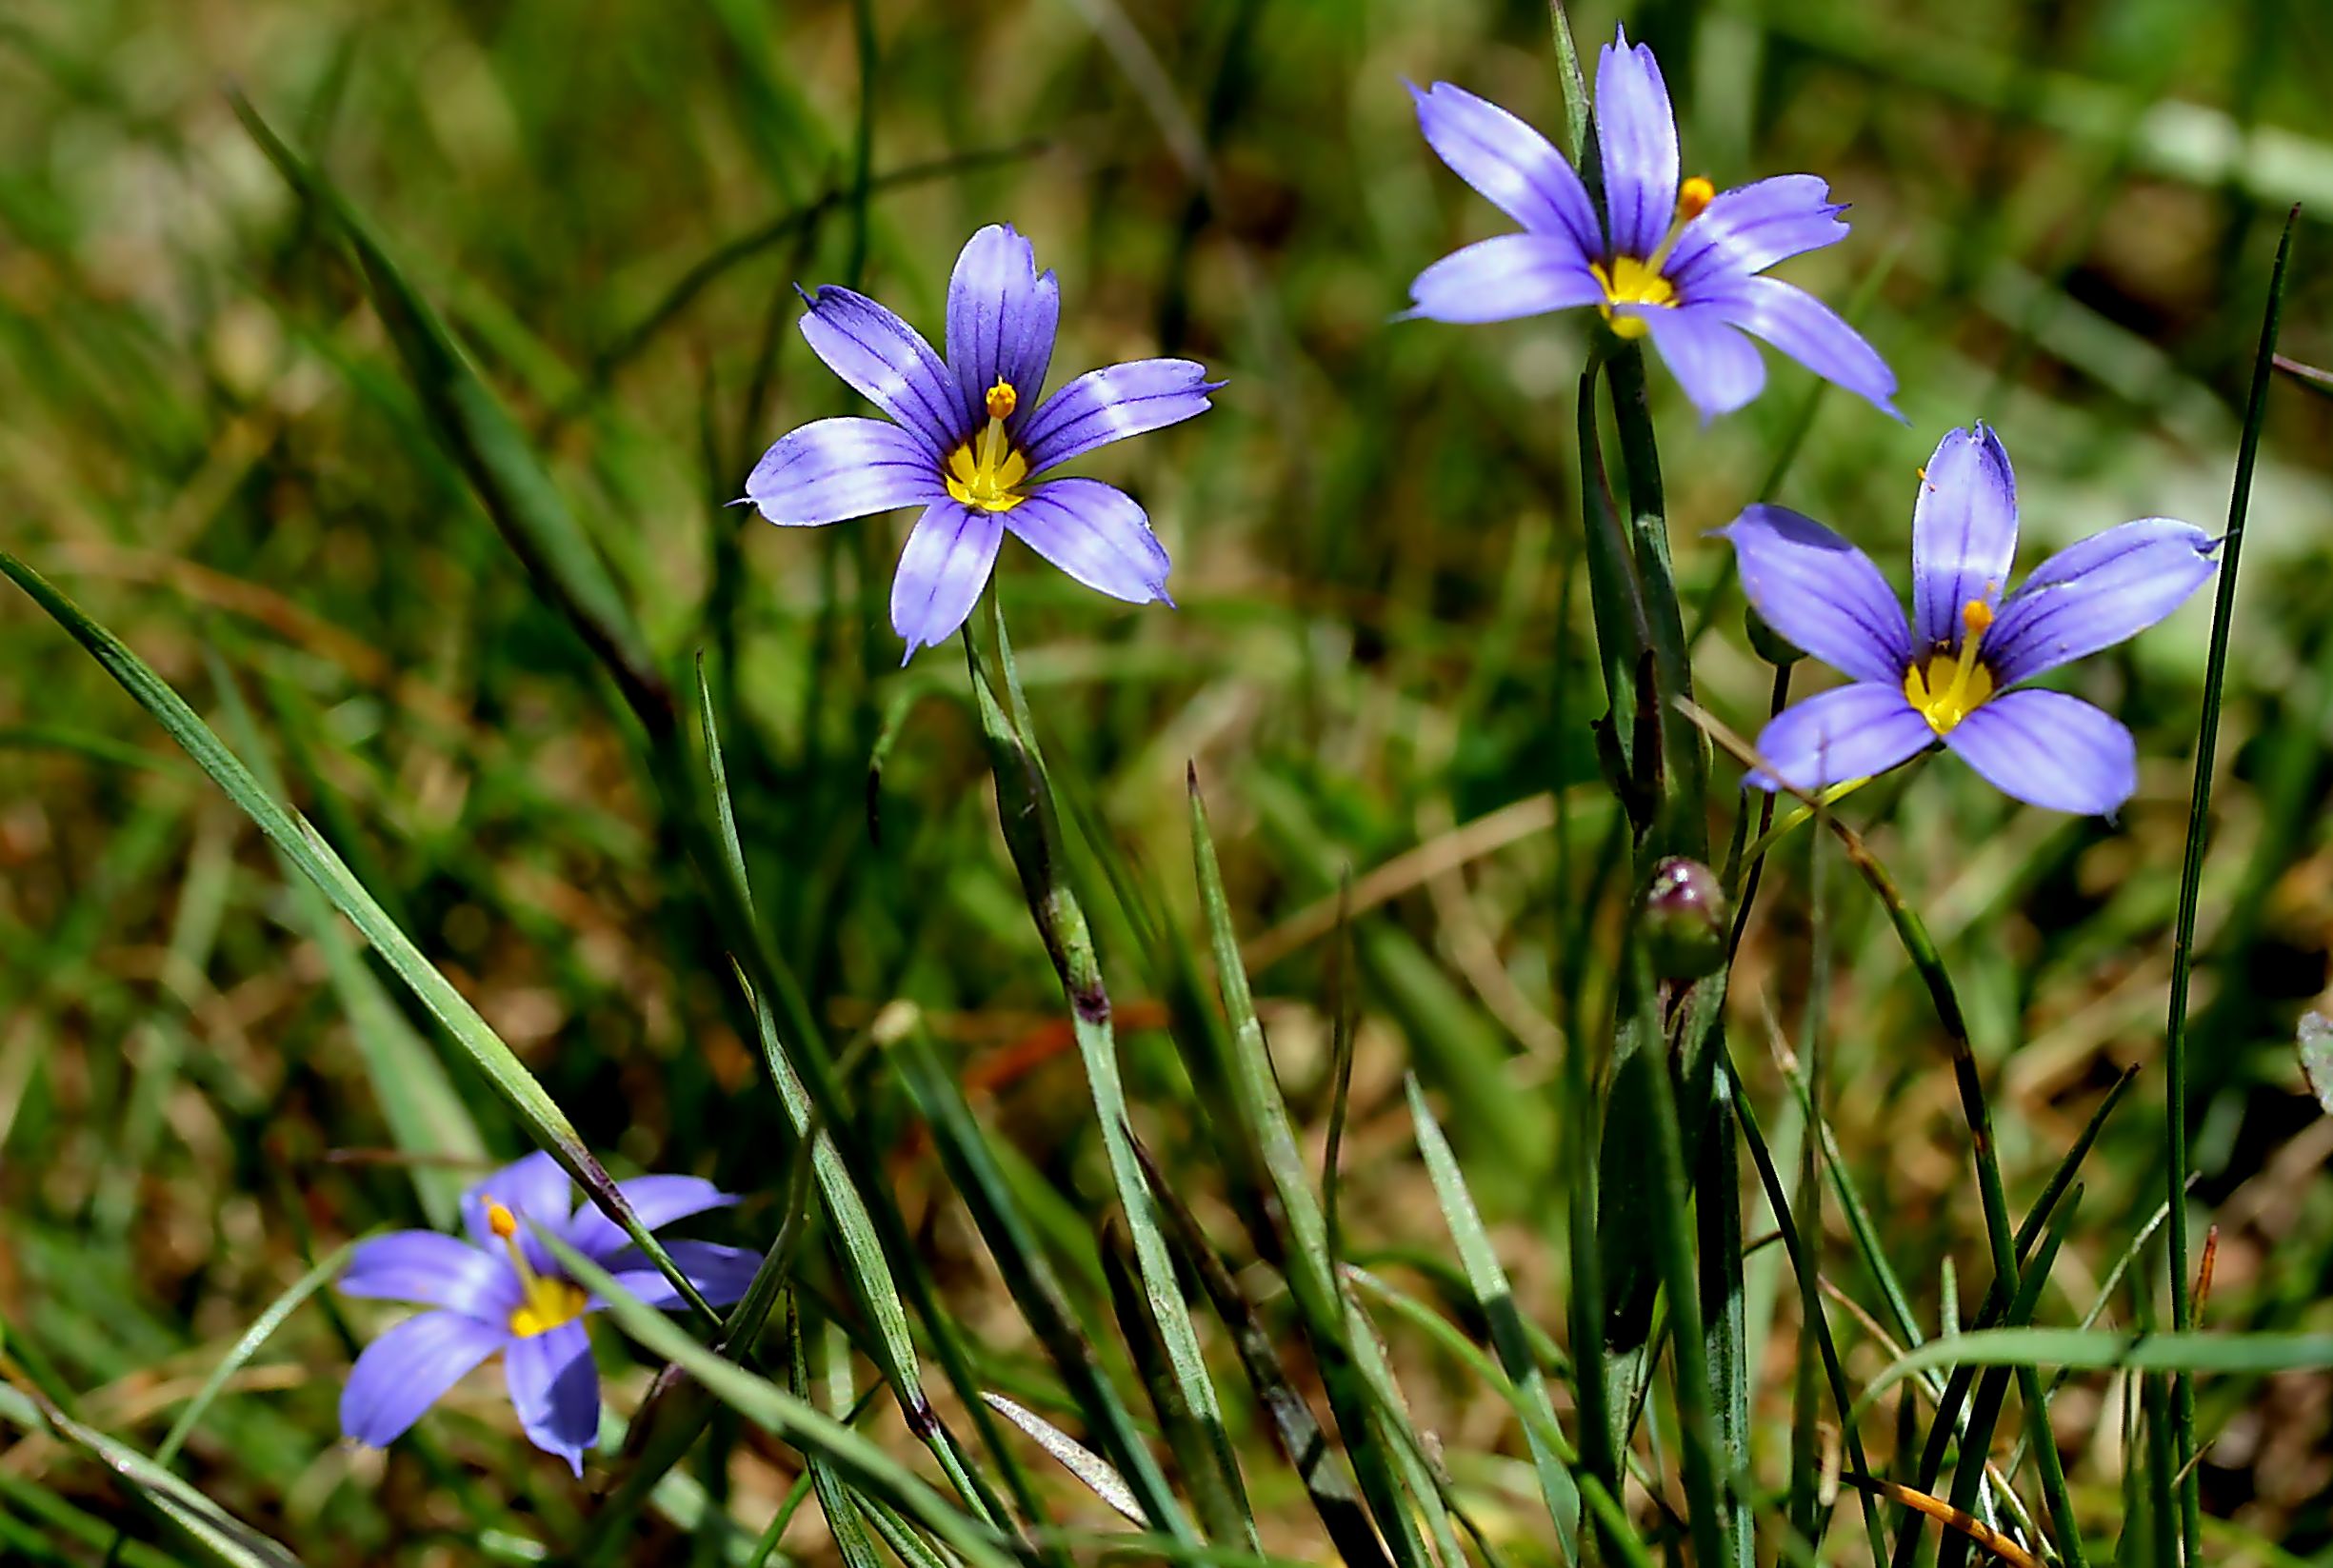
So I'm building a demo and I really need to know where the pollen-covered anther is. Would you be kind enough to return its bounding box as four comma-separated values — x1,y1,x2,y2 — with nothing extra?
1676,175,1716,223
487,1201,519,1241
985,378,1017,420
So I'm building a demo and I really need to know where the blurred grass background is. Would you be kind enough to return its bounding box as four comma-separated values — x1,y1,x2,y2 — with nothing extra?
2,0,2331,1560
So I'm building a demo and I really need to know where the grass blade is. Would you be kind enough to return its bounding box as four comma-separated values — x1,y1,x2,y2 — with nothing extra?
0,1376,304,1568
893,1028,1191,1541
981,1393,1145,1528
153,1241,355,1468
0,549,711,1323
231,94,672,739
1186,775,1440,1568
967,616,1248,1550
210,651,483,1229
788,1297,891,1568
541,1234,1018,1568
1856,1327,2333,1411
2161,203,2300,1566
1404,1074,1581,1558
1137,1141,1394,1568
690,656,1007,1528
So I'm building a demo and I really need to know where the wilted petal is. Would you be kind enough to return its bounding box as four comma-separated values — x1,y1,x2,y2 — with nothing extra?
1910,425,2020,652
1667,175,1850,292
1716,504,1911,685
1006,478,1172,604
1943,689,2137,816
891,500,1005,658
1595,27,1679,260
605,1241,763,1311
342,1232,518,1322
462,1152,572,1276
565,1176,738,1264
1636,303,1765,420
1706,275,1899,419
797,286,968,456
745,417,944,526
1985,519,2219,685
1408,81,1602,256
1020,359,1219,474
506,1322,599,1476
340,1310,507,1449
1748,682,1935,792
1406,233,1603,325
945,224,1060,425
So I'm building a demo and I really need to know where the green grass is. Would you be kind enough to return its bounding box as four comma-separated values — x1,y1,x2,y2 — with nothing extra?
3,0,2332,1563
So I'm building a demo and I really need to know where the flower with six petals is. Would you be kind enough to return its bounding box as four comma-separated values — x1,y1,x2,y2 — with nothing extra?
337,1152,757,1474
1406,26,1898,421
745,224,1220,659
1720,423,2218,816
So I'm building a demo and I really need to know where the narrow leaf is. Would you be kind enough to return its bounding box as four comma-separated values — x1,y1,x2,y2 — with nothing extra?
982,1393,1145,1527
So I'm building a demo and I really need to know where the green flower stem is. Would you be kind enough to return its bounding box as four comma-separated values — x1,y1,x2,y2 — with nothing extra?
1603,342,1708,858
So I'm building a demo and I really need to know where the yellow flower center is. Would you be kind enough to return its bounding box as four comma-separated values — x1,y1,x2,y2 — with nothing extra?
1593,176,1714,338
944,378,1029,513
488,1200,590,1339
1902,600,1997,737
1591,256,1676,337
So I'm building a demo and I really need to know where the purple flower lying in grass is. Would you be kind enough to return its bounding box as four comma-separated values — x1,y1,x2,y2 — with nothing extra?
745,224,1220,659
338,1153,756,1474
1406,26,1898,421
1720,423,2218,816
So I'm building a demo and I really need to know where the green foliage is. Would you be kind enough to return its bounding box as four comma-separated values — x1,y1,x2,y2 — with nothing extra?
2,1,2331,1564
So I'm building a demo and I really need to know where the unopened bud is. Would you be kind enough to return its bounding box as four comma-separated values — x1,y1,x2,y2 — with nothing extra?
1746,606,1803,667
1642,857,1729,980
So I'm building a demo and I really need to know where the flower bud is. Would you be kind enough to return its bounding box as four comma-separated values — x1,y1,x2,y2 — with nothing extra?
1641,857,1729,980
1746,605,1803,667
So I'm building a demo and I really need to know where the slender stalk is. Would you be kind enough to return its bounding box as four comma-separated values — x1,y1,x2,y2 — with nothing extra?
1613,943,1732,1568
1603,344,1706,857
1725,665,1791,953
2163,203,2298,1566
1787,772,1827,1547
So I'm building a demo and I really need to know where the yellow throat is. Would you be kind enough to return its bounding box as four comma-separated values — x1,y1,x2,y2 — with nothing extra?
488,1201,589,1339
1903,600,1997,736
944,378,1029,513
1593,175,1714,338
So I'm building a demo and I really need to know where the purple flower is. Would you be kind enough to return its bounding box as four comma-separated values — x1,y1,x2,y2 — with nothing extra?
1406,26,1898,421
744,224,1220,659
1719,424,2218,816
337,1152,757,1474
